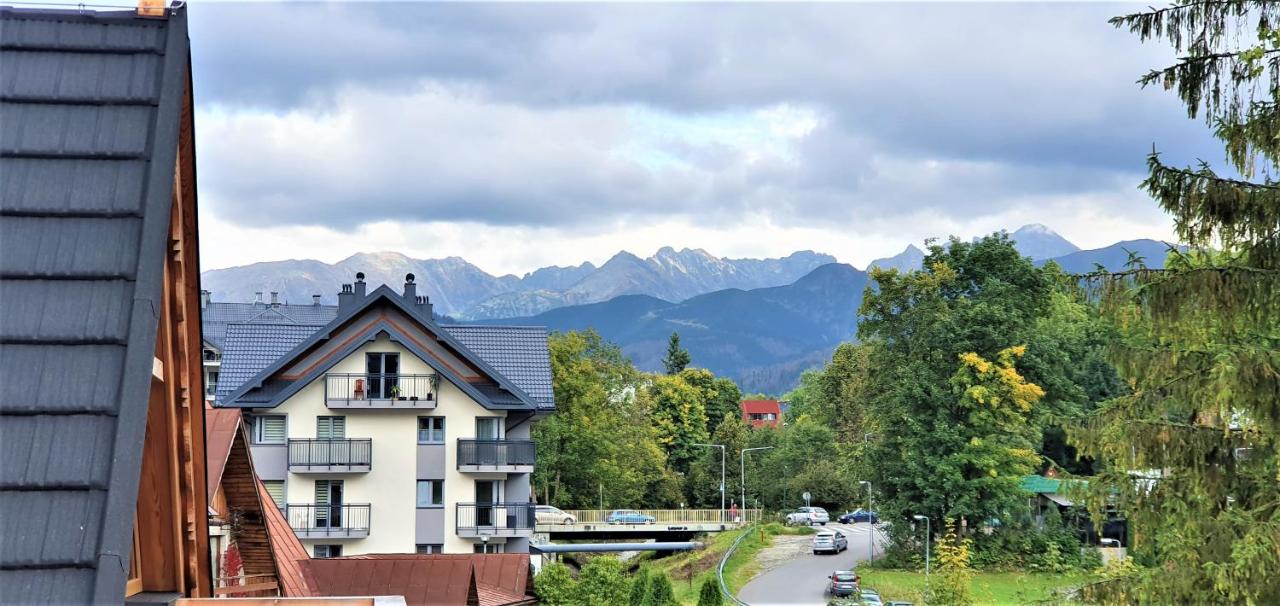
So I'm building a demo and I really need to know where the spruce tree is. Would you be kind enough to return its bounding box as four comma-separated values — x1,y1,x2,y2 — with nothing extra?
647,572,679,606
697,577,724,606
662,331,692,374
628,567,651,606
1068,2,1280,603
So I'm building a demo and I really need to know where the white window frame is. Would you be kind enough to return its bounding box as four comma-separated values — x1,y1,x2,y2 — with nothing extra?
252,414,287,445
418,417,445,444
416,479,444,508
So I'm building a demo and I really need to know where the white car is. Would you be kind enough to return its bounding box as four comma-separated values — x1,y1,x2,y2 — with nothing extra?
786,506,830,525
534,505,576,525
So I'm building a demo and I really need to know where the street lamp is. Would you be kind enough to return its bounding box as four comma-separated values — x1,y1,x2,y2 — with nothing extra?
741,447,774,521
858,480,873,563
912,515,931,576
694,443,726,523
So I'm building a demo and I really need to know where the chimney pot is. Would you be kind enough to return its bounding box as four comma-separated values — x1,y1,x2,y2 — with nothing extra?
270,291,279,306
353,272,367,298
403,274,417,303
338,283,355,313
313,294,322,306
254,291,263,305
200,290,211,310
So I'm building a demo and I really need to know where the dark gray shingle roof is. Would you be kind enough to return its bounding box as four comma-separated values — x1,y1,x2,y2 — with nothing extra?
443,325,554,409
202,300,337,350
0,5,190,602
215,323,321,402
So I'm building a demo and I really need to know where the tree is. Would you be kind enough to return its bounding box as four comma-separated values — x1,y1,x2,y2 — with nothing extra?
628,567,651,606
679,368,743,433
924,521,975,606
662,331,691,374
646,572,679,606
643,374,710,473
697,577,724,606
754,415,853,509
572,557,630,606
686,413,749,507
533,562,576,605
1067,3,1280,603
782,342,873,435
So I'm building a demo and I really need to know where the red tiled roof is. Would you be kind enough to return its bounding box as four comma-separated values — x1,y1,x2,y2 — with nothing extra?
304,554,534,606
740,399,781,414
205,407,243,500
258,478,313,597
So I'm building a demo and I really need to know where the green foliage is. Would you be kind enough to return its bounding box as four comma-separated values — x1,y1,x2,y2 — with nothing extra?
680,368,743,433
643,373,710,473
662,331,692,374
751,415,853,509
1068,2,1280,603
686,413,748,507
924,521,975,606
782,342,873,434
646,572,679,606
697,577,724,606
572,557,631,606
534,562,576,605
628,567,651,606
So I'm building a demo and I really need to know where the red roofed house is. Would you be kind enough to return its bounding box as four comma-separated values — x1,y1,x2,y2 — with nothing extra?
741,400,782,428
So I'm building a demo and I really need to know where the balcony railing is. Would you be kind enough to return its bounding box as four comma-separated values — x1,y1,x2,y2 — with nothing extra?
456,502,535,538
324,373,439,409
287,438,372,472
457,439,535,472
285,503,370,539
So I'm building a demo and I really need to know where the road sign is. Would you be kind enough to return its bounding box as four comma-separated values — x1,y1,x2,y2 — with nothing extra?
802,491,811,507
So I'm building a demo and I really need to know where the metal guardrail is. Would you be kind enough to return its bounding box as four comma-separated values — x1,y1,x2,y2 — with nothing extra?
556,509,762,524
324,372,438,402
719,525,753,605
288,438,372,468
285,503,371,535
456,502,537,532
457,439,536,467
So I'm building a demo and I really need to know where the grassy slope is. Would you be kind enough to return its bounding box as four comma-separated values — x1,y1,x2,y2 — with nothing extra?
858,569,1088,605
647,523,815,605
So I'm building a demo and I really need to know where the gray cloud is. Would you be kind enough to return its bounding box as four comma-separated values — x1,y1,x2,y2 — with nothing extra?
189,2,1214,233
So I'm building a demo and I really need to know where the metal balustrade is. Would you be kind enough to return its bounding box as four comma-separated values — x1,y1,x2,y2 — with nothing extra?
455,502,535,537
324,373,439,409
553,508,763,525
285,503,371,538
287,438,372,472
456,439,535,471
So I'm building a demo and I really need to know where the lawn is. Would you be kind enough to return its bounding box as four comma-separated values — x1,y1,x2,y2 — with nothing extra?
647,522,815,605
857,569,1088,605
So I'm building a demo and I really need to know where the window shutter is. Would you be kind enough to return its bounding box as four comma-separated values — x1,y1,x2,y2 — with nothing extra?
317,417,345,439
263,481,285,506
258,416,285,444
315,481,329,505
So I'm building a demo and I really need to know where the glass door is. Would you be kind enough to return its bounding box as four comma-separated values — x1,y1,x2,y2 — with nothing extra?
317,416,347,464
475,480,500,526
476,418,502,465
365,353,399,399
315,480,344,528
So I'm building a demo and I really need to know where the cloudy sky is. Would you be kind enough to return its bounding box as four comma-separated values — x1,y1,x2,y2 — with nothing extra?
187,2,1211,275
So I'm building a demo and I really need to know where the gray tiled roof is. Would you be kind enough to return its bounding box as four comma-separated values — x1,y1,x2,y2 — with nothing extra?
443,325,554,409
0,5,190,603
215,323,321,402
202,300,337,350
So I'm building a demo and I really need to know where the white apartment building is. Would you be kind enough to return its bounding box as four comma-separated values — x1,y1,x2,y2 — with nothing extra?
215,274,554,557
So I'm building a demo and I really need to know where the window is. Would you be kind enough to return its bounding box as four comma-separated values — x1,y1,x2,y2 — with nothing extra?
316,416,346,439
415,544,443,554
262,480,285,508
418,417,445,443
475,417,502,440
205,370,219,396
313,545,343,558
473,543,504,554
366,352,400,399
416,480,444,507
252,415,286,444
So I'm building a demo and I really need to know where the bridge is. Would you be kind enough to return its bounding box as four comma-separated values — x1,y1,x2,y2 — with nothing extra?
534,509,763,541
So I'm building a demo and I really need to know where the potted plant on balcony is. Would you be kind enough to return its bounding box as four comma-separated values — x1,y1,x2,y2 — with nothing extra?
390,385,406,400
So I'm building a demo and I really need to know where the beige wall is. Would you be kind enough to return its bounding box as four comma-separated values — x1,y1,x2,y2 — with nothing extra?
278,334,505,555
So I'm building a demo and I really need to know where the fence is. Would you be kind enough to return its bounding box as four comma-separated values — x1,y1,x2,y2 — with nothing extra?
555,509,763,525
287,438,372,468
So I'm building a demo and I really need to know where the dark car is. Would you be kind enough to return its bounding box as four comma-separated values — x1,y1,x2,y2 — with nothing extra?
838,509,879,524
826,570,859,597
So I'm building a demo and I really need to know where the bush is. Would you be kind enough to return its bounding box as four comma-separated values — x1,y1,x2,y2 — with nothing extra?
647,572,679,606
629,567,651,606
534,563,576,605
574,557,630,606
923,521,974,606
697,576,724,606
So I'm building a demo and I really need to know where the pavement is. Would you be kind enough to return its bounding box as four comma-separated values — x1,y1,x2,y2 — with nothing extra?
737,522,887,605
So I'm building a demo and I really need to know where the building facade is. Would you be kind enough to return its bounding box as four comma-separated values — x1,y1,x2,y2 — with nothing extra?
217,275,554,557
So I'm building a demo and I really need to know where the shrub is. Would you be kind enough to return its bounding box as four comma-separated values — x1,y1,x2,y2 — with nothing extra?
534,563,576,606
924,521,974,606
647,572,679,606
573,557,630,606
629,567,651,606
697,576,724,606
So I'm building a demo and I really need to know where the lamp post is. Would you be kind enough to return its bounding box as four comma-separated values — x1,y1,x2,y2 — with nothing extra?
912,515,931,576
741,447,774,521
859,480,873,563
694,443,725,523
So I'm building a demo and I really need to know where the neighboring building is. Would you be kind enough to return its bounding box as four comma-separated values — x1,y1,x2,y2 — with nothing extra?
741,399,782,427
0,3,213,601
200,291,338,404
216,274,555,556
300,554,536,606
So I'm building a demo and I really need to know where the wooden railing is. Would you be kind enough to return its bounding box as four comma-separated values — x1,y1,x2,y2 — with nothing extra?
214,573,280,597
552,509,763,525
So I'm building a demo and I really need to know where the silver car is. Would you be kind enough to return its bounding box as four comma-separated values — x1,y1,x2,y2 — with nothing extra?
534,505,576,525
813,529,848,554
786,506,830,525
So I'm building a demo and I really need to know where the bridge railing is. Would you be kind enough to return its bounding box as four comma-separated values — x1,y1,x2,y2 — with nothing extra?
555,509,763,525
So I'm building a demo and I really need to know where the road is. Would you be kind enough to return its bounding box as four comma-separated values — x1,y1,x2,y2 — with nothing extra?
738,523,886,605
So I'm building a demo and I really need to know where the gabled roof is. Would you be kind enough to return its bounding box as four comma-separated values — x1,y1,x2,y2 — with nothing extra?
258,479,313,598
0,4,194,603
205,407,242,500
302,554,535,606
202,300,337,350
221,286,551,411
741,399,781,414
215,322,325,401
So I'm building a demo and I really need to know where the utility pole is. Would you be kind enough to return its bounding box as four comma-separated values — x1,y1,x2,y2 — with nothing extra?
741,447,774,520
695,443,725,523
913,515,931,576
859,480,873,562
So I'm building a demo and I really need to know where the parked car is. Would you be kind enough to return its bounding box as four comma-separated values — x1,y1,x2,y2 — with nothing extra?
606,509,656,524
813,529,849,554
534,505,576,525
786,506,830,525
859,589,883,605
825,569,859,597
838,509,880,524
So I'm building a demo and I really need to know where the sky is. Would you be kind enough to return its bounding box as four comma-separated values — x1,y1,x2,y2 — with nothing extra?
185,1,1213,276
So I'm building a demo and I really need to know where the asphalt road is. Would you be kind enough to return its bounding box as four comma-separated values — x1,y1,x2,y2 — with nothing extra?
738,523,887,605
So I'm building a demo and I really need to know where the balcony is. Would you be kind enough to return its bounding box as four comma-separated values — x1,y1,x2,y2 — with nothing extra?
456,502,535,538
324,373,439,409
456,439,535,473
285,504,370,539
287,438,372,473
